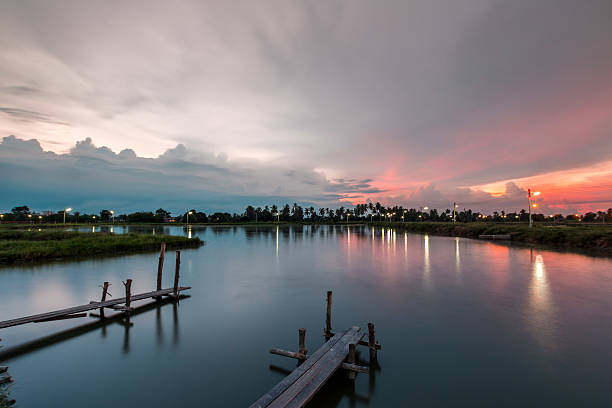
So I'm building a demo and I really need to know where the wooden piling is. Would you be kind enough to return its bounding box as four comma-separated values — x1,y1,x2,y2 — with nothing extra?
368,322,377,361
325,291,332,341
124,279,132,312
100,281,109,318
348,343,356,380
156,243,166,300
298,328,307,359
173,251,181,298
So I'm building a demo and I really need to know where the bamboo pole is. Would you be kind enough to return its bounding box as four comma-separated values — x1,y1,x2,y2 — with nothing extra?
124,279,132,312
298,328,307,363
156,243,166,300
348,343,356,380
368,322,377,361
100,281,109,318
325,291,332,341
173,251,181,298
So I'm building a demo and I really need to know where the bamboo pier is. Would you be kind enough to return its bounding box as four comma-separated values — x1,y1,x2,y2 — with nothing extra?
250,291,381,408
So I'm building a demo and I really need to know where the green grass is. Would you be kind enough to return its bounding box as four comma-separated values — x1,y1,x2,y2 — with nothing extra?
373,222,612,254
0,229,203,264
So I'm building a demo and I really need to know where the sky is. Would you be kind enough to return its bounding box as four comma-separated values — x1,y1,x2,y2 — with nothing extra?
1,0,611,215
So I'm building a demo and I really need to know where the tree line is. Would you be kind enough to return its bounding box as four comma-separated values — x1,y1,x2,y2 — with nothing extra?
2,203,611,224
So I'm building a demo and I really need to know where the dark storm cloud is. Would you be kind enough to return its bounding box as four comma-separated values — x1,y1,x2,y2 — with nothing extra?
0,136,377,213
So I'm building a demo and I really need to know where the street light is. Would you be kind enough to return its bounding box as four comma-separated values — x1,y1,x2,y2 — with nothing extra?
110,210,115,224
346,212,350,223
527,189,540,228
420,206,429,222
63,208,72,224
275,212,280,223
27,214,32,224
187,211,193,225
452,203,458,223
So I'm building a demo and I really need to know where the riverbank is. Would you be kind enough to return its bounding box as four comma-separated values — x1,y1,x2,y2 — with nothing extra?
372,222,612,255
0,229,203,264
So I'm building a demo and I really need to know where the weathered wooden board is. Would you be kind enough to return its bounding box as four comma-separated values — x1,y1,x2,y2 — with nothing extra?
0,286,191,329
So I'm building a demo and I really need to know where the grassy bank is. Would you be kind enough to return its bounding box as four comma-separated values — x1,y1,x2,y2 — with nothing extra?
374,222,612,254
0,229,203,264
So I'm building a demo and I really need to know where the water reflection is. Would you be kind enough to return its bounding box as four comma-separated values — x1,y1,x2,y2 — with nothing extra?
122,316,133,354
526,253,558,350
455,237,461,278
0,297,184,361
3,224,612,407
275,225,279,260
423,234,431,287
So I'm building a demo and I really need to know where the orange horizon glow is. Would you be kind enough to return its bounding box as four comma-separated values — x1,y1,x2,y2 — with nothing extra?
340,159,612,213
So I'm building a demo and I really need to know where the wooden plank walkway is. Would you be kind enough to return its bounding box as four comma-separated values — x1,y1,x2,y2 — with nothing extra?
0,286,190,329
250,327,365,408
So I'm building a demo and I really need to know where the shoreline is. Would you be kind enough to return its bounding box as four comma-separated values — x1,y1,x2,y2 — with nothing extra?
0,230,203,265
371,222,612,256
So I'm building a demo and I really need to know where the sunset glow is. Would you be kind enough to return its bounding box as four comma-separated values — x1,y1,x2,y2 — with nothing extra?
1,1,611,214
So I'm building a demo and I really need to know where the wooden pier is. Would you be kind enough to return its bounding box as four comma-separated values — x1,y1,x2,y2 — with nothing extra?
250,291,381,408
0,244,189,407
0,245,187,329
0,286,190,329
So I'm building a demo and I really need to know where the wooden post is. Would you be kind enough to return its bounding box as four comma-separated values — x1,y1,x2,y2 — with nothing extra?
348,343,356,380
368,322,377,361
298,328,307,360
156,243,166,300
100,281,109,318
124,279,132,312
173,251,181,298
325,291,332,341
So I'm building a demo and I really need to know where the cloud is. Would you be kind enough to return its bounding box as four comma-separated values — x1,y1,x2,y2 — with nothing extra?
1,1,611,211
0,107,71,126
0,135,380,213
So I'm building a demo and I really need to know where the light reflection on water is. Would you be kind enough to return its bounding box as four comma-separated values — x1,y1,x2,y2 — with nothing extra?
527,254,557,350
2,225,612,407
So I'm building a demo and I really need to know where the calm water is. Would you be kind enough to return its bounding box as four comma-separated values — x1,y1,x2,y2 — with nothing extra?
1,225,611,407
